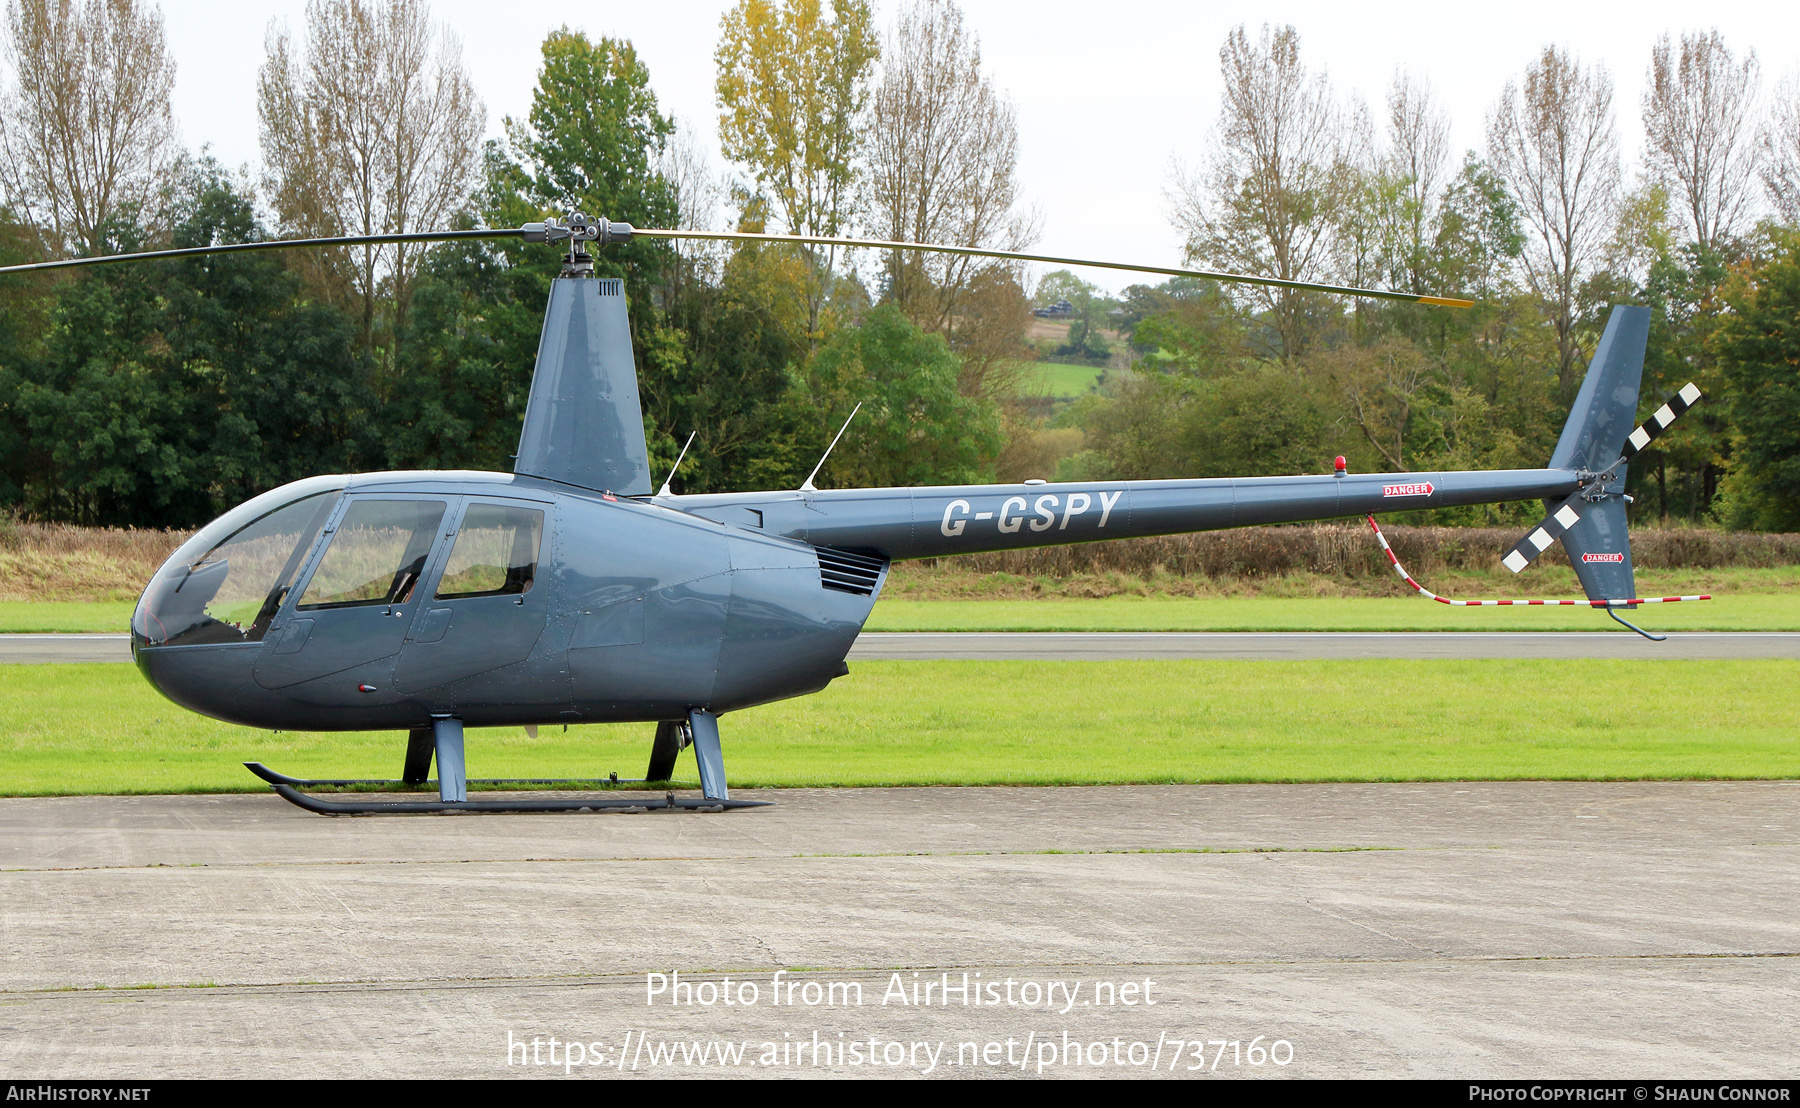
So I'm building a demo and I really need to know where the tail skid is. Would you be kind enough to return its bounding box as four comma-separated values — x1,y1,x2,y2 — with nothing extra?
1366,516,1708,638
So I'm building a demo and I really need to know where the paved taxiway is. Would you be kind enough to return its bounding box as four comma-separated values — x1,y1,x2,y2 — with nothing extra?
6,630,1800,663
1,782,1795,1078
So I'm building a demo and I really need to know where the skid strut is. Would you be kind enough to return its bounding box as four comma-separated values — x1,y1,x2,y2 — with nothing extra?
249,708,764,815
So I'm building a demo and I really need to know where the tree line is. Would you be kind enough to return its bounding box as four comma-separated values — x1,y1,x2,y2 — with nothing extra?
0,1,1797,532
1040,26,1800,531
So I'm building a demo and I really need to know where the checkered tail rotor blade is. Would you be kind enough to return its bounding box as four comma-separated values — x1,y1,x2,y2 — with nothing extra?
1620,382,1703,462
1501,494,1586,574
1502,382,1704,576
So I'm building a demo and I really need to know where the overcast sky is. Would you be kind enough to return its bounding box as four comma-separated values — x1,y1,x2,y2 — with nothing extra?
159,1,1799,294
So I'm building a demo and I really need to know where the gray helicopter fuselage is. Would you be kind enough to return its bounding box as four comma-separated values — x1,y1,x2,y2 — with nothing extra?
133,470,882,732
133,462,1580,734
130,282,1619,738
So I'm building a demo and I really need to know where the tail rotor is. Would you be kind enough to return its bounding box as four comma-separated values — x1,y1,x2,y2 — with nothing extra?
1500,378,1705,581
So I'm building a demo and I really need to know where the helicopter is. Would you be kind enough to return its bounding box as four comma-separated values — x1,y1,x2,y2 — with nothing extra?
0,215,1705,814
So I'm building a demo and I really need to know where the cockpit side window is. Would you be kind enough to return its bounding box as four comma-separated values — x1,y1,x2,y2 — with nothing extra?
135,491,338,647
435,504,544,600
297,499,447,610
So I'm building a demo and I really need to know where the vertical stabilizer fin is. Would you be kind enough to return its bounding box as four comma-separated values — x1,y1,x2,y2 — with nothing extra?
1538,305,1648,606
1549,305,1650,472
514,277,652,495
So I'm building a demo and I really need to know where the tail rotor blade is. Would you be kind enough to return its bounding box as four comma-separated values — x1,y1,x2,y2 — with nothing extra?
1620,382,1702,462
1501,494,1585,574
1506,382,1704,575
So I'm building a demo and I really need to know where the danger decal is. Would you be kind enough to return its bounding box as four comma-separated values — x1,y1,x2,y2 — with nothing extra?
1581,552,1625,563
1381,482,1435,498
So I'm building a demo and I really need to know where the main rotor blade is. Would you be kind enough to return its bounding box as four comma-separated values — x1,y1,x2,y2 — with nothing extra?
0,220,1477,307
0,228,515,276
633,227,1475,307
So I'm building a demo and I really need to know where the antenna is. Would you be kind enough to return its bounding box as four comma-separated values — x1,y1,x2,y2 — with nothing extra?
799,402,861,493
656,431,697,498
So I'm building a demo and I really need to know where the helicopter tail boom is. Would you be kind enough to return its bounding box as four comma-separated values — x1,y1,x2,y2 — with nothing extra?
674,465,1581,562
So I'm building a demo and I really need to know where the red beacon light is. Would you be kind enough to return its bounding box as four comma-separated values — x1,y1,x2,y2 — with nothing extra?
1334,456,1347,478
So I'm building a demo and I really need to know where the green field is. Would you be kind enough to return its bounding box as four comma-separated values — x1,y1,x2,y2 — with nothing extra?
3,660,1795,796
0,600,138,632
1016,360,1103,398
863,593,1800,632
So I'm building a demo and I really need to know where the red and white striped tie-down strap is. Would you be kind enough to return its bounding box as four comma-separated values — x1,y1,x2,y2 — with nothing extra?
1365,516,1709,608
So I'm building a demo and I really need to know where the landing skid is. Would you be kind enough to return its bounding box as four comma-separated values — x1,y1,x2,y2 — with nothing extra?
249,708,756,816
244,762,645,789
269,783,769,815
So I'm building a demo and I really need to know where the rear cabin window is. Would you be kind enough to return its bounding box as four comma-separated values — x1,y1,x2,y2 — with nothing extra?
297,500,446,610
435,504,544,600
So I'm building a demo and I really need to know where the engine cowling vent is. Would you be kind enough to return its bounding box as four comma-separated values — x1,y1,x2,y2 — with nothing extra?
596,278,623,297
815,546,886,595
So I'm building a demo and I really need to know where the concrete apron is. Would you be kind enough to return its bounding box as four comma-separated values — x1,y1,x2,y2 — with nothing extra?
1,781,1796,1078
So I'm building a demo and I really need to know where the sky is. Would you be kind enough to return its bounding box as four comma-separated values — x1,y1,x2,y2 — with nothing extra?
157,1,1800,294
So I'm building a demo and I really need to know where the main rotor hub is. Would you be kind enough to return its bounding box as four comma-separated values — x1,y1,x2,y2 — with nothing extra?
523,212,635,277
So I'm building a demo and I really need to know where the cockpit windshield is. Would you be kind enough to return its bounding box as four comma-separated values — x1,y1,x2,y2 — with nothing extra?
133,489,340,648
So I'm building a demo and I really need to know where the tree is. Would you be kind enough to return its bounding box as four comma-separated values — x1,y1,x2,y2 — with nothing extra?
1760,76,1800,225
258,0,484,363
1072,363,1334,482
3,164,370,525
0,0,175,257
1431,153,1524,301
497,31,675,234
656,122,728,298
393,32,684,478
1119,278,1251,376
800,303,999,488
1035,270,1112,361
715,0,878,344
1381,72,1450,293
1170,24,1347,359
1643,31,1761,254
865,0,1033,398
1487,46,1621,396
1714,230,1800,530
488,29,678,320
1628,228,1734,523
1314,338,1430,472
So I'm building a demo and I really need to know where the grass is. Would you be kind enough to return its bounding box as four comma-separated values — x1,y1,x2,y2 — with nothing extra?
0,600,138,632
3,659,1796,796
863,593,1800,632
863,564,1800,631
882,562,1800,599
1012,359,1103,398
